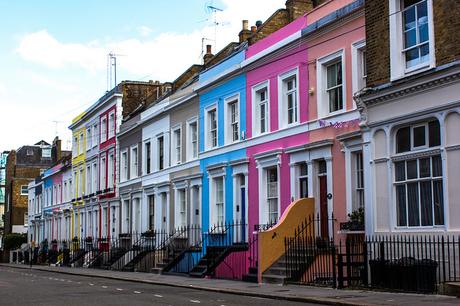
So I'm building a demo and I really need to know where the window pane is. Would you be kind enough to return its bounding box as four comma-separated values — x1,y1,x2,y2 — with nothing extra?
419,158,430,178
420,181,433,226
407,183,420,226
396,185,407,226
413,126,426,147
396,127,411,153
405,48,420,68
299,163,307,176
433,180,444,225
428,120,440,147
432,155,442,177
403,6,416,31
405,29,417,48
395,161,406,181
407,160,418,179
300,178,308,198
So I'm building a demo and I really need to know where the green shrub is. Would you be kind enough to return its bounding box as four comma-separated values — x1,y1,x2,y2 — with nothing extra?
4,233,27,250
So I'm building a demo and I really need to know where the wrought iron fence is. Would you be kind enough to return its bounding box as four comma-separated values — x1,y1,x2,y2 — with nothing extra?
285,229,460,293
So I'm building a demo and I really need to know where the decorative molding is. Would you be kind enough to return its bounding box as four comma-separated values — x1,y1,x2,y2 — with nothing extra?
360,70,460,108
445,144,460,152
373,157,390,164
391,149,442,162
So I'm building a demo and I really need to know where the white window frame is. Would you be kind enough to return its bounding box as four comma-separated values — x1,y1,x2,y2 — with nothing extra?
21,185,28,195
86,127,92,151
278,68,299,129
120,149,128,181
351,40,367,96
389,0,435,80
213,176,225,225
92,162,98,193
205,104,218,150
100,156,106,191
411,123,429,150
100,115,107,143
186,118,198,161
86,165,92,194
79,133,84,155
157,135,165,171
252,81,270,137
256,155,281,225
108,110,115,139
92,123,98,148
317,49,346,118
73,136,78,156
224,94,240,144
143,140,152,175
107,151,114,189
171,125,182,165
130,145,138,179
177,188,187,227
266,167,279,224
79,167,84,196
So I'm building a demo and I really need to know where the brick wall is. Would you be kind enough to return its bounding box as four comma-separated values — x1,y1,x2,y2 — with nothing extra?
121,82,163,119
364,0,390,87
365,0,460,88
433,0,460,66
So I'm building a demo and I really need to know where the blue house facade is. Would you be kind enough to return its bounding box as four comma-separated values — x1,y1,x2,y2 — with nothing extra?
198,48,249,235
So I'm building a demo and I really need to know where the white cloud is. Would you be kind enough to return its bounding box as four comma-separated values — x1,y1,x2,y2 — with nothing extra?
16,0,283,81
16,30,106,72
5,0,285,151
137,25,154,37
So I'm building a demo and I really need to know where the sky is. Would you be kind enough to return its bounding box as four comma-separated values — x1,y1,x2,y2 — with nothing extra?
0,0,282,152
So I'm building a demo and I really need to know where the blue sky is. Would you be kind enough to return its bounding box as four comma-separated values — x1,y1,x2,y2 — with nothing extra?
0,0,281,152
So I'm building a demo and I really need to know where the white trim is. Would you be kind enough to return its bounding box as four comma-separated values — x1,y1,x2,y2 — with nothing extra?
351,40,366,98
186,117,199,161
278,67,300,129
171,124,182,165
251,80,271,137
108,110,115,139
130,144,139,179
204,103,218,151
223,93,241,145
317,49,346,118
389,0,436,81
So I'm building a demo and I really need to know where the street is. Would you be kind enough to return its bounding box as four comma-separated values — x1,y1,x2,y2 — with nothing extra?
0,266,318,306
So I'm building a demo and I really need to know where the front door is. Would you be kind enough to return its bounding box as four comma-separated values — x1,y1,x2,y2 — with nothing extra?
319,176,329,239
240,186,246,241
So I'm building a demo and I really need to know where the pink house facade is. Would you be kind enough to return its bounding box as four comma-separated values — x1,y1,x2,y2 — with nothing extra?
244,0,366,238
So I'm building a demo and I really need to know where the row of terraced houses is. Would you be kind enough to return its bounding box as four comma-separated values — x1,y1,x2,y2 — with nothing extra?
24,0,460,289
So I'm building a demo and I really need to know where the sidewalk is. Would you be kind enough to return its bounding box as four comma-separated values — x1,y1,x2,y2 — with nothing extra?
1,263,458,306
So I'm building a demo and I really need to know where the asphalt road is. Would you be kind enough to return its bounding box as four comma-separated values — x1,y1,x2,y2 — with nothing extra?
0,266,320,306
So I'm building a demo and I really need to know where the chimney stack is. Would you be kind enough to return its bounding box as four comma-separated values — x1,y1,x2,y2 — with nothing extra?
203,44,214,65
238,19,252,43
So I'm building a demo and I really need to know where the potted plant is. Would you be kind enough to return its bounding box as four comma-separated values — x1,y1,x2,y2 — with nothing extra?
340,208,365,231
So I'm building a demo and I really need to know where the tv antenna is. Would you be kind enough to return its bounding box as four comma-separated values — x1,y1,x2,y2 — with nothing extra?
51,120,63,137
205,4,223,51
106,52,125,92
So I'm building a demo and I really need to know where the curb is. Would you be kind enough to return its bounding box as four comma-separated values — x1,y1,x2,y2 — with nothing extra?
0,264,372,306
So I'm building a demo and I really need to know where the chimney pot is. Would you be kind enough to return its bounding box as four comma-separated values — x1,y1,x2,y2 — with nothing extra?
251,26,257,33
256,20,263,28
242,20,249,30
206,44,212,54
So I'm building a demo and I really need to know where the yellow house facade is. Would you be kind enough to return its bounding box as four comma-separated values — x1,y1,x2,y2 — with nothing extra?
70,112,86,239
